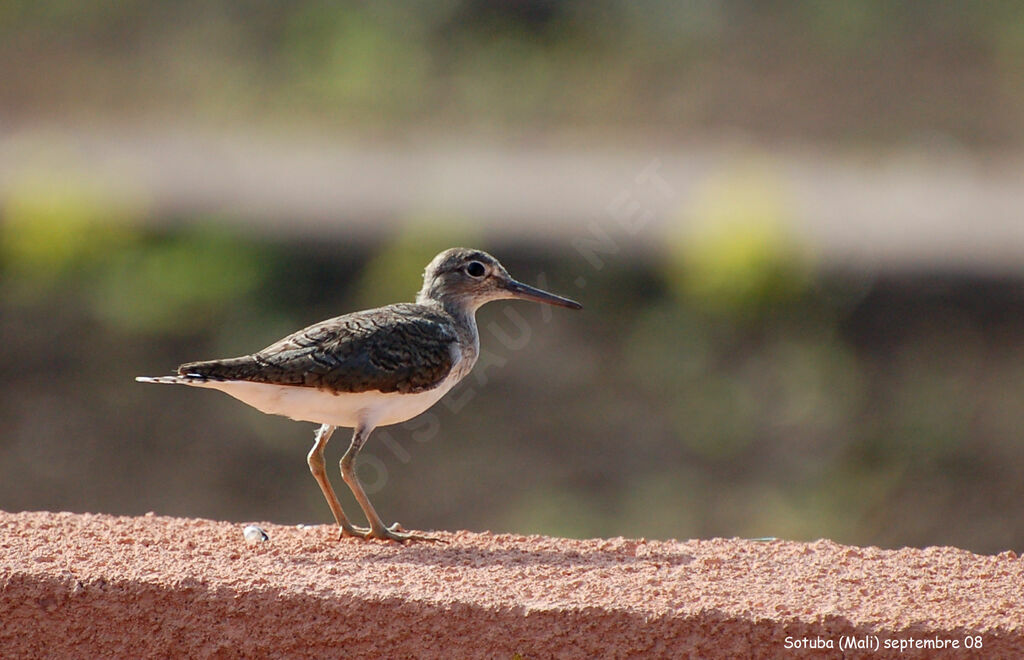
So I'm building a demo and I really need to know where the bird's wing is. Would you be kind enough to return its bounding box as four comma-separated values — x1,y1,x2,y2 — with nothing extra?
178,305,459,394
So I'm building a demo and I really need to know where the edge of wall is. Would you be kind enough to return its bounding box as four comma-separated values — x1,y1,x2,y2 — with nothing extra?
1,510,1021,658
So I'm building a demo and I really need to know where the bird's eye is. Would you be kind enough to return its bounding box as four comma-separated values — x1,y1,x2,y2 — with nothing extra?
465,261,486,277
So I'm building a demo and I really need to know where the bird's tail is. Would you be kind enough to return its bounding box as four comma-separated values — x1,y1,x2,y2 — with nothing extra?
137,356,257,385
135,375,207,385
176,356,257,381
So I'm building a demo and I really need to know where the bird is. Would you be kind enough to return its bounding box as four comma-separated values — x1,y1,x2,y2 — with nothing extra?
137,247,582,542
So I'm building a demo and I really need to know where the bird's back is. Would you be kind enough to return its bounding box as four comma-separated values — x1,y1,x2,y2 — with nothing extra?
180,303,462,395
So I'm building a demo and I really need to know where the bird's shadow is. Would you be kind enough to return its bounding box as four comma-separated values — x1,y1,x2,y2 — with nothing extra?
283,534,696,569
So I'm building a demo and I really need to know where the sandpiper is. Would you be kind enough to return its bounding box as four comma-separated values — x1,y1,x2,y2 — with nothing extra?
137,248,582,542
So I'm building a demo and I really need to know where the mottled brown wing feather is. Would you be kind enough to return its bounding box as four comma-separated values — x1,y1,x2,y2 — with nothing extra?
178,304,457,394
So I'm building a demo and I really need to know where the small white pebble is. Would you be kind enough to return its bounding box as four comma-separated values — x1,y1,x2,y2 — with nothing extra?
243,525,270,544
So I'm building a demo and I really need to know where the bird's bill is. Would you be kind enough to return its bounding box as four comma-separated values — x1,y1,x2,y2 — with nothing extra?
502,279,583,309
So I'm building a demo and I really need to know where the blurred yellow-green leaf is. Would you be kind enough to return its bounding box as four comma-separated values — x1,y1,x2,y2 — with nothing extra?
667,163,813,317
1,174,143,296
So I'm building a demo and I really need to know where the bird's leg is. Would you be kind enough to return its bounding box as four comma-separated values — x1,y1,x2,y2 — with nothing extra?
307,424,368,538
340,425,442,543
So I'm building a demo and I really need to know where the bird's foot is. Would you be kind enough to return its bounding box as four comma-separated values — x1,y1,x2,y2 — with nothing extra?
338,523,371,540
363,522,445,544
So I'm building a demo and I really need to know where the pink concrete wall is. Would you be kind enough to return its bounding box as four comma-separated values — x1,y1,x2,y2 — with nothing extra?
1,511,1021,658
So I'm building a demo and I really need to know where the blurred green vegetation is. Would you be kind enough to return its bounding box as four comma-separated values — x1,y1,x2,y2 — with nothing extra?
2,0,1022,552
2,1,1024,145
667,162,812,316
1,172,142,294
2,195,1024,555
1,197,269,334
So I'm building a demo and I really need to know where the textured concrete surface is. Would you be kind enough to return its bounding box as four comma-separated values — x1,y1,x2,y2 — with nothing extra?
1,510,1022,658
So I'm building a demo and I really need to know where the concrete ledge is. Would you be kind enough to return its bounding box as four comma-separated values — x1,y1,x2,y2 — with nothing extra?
1,511,1021,658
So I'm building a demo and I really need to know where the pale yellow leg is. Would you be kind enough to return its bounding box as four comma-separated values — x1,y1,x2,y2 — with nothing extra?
339,425,442,543
307,424,368,538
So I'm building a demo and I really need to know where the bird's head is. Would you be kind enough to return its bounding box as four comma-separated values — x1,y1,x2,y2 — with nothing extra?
417,247,582,314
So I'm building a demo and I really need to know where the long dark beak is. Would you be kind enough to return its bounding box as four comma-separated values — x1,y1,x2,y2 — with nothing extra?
502,279,583,310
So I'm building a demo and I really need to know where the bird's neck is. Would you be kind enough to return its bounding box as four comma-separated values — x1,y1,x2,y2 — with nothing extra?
417,294,481,376
417,294,480,340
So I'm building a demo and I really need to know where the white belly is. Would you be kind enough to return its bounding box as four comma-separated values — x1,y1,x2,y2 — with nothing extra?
190,375,459,429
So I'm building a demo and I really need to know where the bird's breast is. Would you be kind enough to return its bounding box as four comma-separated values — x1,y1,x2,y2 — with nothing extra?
193,377,459,429
447,334,478,384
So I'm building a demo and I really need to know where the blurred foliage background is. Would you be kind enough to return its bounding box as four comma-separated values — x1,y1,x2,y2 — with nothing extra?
3,0,1024,144
2,1,1024,555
